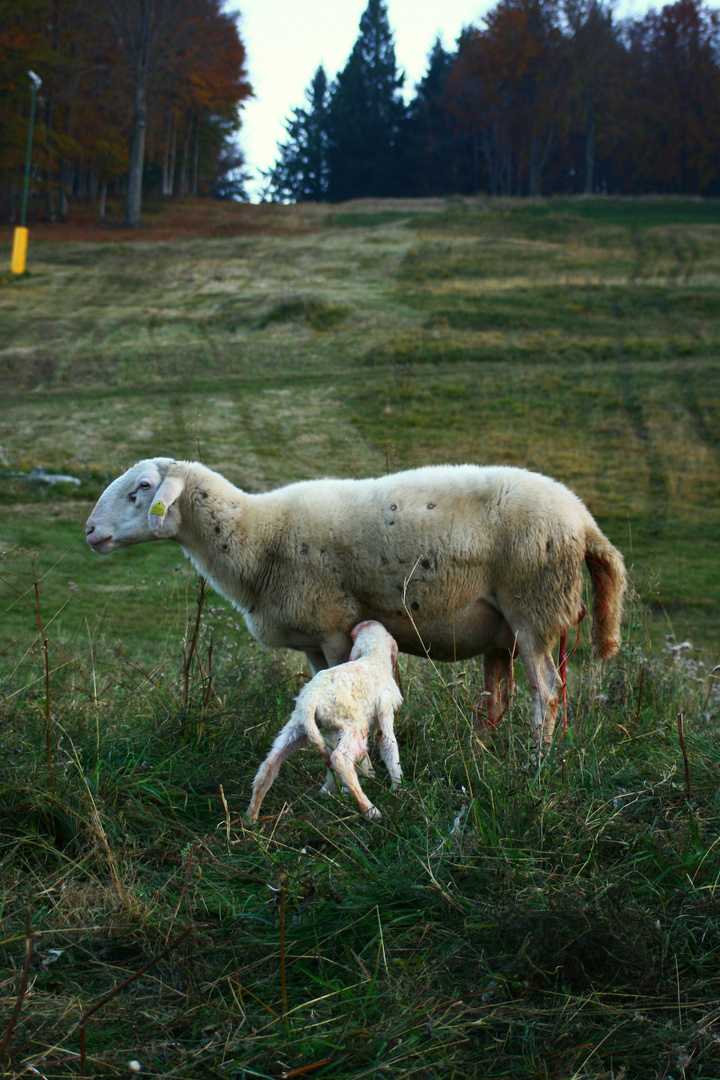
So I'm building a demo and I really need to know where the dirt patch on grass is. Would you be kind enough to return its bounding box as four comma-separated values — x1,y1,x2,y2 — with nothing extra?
2,197,329,244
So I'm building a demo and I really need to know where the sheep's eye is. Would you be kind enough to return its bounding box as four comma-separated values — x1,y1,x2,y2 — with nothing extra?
139,481,151,490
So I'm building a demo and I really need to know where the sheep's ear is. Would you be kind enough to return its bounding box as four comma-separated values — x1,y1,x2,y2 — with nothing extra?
148,475,185,533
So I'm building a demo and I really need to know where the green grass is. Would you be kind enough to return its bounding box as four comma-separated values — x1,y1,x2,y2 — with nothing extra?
1,591,719,1077
1,195,718,647
1,196,719,1077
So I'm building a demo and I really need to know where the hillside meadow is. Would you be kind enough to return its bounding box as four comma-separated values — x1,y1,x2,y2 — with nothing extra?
0,197,719,1078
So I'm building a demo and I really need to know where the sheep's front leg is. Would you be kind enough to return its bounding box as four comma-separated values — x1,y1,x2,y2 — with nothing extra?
304,648,328,676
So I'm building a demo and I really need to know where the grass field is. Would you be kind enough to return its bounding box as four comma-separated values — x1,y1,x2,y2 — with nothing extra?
1,196,719,1078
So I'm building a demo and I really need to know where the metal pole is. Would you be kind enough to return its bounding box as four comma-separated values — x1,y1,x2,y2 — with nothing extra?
11,71,41,274
20,71,42,228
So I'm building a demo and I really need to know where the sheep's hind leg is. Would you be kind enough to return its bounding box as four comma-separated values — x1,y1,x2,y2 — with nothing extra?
475,648,514,741
513,633,563,749
375,707,403,789
330,734,380,820
247,724,308,822
319,730,340,795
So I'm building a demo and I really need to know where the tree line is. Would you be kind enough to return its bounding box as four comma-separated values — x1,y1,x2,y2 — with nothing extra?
0,0,251,225
266,0,720,202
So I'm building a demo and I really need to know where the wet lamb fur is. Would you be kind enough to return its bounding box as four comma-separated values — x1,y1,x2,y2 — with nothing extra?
85,458,627,744
247,620,403,822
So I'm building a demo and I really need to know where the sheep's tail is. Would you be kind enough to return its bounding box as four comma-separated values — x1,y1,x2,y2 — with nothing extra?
584,525,627,660
292,690,329,759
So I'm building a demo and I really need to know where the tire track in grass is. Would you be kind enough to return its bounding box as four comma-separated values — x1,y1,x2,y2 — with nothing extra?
617,361,669,537
677,364,720,451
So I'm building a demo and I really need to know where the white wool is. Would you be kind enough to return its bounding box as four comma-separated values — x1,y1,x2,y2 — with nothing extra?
247,620,403,822
86,458,626,745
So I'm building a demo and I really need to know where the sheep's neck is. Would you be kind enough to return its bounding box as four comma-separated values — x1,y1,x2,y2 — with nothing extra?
174,475,276,614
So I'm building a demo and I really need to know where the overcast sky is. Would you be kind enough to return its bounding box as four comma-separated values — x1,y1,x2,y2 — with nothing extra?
237,0,655,200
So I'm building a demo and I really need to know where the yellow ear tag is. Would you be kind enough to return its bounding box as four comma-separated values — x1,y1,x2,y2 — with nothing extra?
150,501,165,517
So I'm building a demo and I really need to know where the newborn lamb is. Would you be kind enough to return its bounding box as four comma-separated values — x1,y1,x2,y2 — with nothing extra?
247,621,403,822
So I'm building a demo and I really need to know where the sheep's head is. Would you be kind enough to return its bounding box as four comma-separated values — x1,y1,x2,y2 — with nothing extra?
85,458,184,554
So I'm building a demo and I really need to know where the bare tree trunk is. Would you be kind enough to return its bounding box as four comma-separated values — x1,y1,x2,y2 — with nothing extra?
58,161,70,220
192,113,200,195
179,112,192,196
584,110,596,195
5,174,16,222
126,80,147,226
168,114,177,195
44,96,56,221
99,181,108,220
162,110,175,195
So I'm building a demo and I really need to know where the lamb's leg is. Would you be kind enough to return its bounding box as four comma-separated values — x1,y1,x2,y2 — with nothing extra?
476,647,514,737
247,723,308,822
329,733,380,820
375,707,403,789
320,728,375,794
319,729,340,794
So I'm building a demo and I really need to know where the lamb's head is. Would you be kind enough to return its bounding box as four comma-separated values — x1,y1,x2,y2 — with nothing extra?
349,620,399,665
85,458,185,554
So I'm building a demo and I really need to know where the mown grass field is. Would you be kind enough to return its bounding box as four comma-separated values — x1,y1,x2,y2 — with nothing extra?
0,196,719,1078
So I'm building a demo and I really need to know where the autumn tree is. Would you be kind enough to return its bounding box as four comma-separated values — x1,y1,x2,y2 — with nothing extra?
449,0,566,196
562,0,621,194
618,0,720,194
0,0,52,220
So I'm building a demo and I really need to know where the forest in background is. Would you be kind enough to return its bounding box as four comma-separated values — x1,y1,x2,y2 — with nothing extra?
0,0,251,226
2,0,720,228
268,0,720,202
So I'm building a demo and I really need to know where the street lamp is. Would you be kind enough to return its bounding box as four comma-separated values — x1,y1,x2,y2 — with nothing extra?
11,70,42,275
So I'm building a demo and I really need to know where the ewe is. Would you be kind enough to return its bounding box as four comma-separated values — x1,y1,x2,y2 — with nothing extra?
85,458,626,744
247,620,403,822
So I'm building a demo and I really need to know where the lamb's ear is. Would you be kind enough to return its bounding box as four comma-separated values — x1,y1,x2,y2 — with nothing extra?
148,475,185,533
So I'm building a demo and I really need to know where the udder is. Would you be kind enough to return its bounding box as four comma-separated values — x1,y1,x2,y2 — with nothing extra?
363,597,515,661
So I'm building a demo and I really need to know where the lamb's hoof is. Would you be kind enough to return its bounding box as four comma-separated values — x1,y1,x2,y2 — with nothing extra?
363,805,381,821
320,780,338,795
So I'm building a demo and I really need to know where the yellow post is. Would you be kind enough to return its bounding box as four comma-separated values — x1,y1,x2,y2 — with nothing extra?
11,226,29,275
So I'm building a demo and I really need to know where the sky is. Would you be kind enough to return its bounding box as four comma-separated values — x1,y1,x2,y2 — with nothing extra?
237,0,654,200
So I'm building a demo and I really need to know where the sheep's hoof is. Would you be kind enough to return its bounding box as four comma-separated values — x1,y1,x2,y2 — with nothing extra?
363,805,381,821
320,780,338,795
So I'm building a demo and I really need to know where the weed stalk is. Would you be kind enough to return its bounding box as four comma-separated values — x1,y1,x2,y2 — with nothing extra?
280,883,289,1020
634,666,646,727
31,559,53,784
182,574,206,729
0,908,32,1070
676,712,692,800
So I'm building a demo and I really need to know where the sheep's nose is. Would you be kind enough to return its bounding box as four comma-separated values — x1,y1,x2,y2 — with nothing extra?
85,522,95,537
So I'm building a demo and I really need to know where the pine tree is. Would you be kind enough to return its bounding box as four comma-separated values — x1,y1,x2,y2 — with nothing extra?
326,0,405,201
396,37,458,195
265,66,330,202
